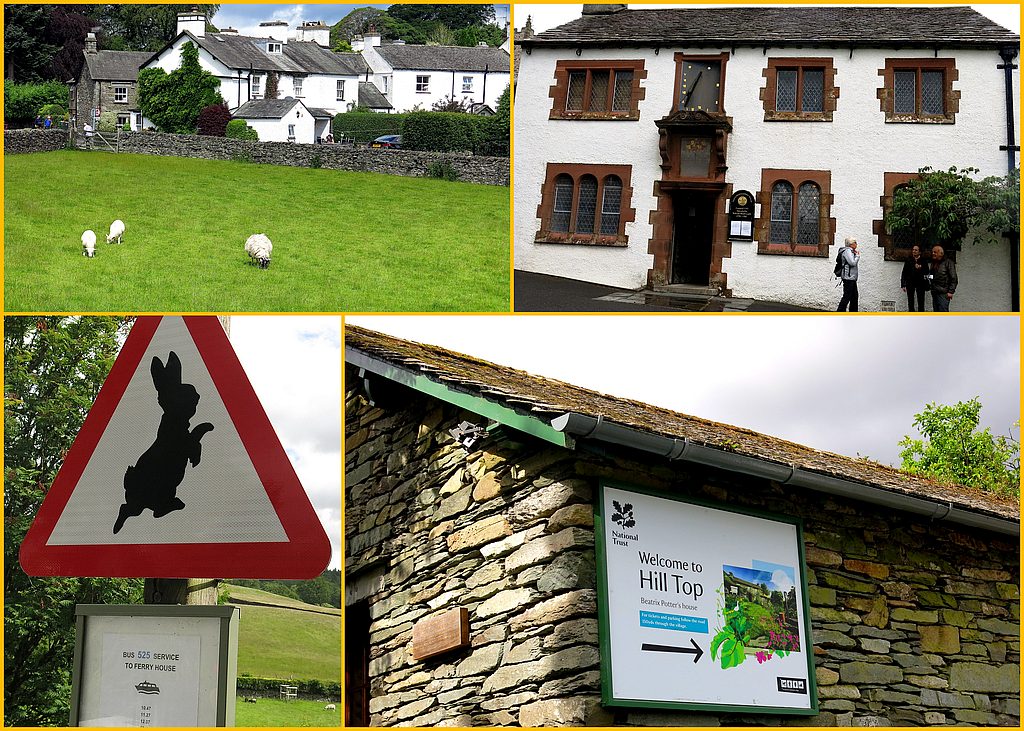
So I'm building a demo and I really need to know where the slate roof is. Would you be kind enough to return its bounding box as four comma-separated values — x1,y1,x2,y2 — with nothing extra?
84,51,152,81
159,31,367,76
376,43,510,72
522,6,1020,50
232,97,304,119
346,326,1020,523
358,82,393,109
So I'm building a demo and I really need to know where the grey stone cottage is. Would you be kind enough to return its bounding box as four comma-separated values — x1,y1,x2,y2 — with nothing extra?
71,32,151,131
344,326,1019,727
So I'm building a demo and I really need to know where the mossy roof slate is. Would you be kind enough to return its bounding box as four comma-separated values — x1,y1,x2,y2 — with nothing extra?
521,6,1019,50
346,326,1019,523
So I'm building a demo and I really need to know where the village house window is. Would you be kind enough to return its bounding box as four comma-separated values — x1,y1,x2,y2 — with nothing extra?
536,163,635,246
878,58,958,123
872,172,933,261
293,77,304,97
416,75,430,93
672,54,728,113
116,113,130,128
761,58,838,121
548,59,646,120
267,41,282,54
382,76,390,94
251,75,262,99
755,169,834,257
113,86,128,104
462,76,474,94
336,80,345,101
287,123,296,141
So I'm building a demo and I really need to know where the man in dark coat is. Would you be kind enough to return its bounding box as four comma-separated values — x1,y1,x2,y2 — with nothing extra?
929,245,957,312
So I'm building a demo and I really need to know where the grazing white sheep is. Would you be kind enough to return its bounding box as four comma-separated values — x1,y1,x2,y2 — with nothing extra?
324,704,336,711
244,233,273,269
106,219,125,244
82,229,96,257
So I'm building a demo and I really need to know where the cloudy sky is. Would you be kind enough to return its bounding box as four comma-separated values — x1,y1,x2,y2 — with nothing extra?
515,4,1020,34
229,316,341,569
212,4,510,37
346,315,1019,470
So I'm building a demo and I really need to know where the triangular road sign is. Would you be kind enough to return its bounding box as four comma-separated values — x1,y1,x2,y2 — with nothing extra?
20,316,331,579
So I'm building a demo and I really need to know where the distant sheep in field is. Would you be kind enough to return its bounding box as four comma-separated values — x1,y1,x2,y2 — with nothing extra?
106,219,125,244
82,230,96,257
245,233,273,269
324,704,336,711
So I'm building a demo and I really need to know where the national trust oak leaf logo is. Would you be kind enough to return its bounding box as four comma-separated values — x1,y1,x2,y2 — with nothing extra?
611,500,636,529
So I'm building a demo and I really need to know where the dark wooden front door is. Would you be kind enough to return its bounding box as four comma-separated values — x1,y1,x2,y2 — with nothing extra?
671,192,715,285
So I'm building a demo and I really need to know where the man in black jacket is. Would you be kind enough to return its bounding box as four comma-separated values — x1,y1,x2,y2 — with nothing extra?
929,246,957,312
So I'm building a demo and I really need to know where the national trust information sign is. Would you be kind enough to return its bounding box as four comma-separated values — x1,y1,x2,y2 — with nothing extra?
596,483,817,714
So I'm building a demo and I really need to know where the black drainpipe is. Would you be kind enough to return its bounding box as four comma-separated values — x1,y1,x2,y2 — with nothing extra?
482,64,489,106
451,69,456,98
998,44,1019,311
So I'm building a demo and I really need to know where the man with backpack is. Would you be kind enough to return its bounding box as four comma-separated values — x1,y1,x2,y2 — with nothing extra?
835,236,860,312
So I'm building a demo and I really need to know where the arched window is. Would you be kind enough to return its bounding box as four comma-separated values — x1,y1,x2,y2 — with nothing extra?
551,175,573,233
769,181,793,244
600,176,623,235
576,175,598,234
796,182,820,245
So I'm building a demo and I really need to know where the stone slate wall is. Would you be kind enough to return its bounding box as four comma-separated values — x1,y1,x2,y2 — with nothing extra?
345,375,1020,727
69,131,509,186
4,129,67,155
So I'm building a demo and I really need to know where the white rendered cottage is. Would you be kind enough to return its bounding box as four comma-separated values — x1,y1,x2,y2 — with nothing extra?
515,5,1021,312
144,10,366,125
355,30,510,112
232,97,330,143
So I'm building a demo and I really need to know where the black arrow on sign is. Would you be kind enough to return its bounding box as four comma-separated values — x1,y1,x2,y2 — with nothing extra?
641,639,704,664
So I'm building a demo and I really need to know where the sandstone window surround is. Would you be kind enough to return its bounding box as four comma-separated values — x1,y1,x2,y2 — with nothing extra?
878,58,959,123
760,58,838,121
673,53,729,113
548,59,646,120
871,171,936,262
535,163,635,246
755,169,835,257
113,85,129,104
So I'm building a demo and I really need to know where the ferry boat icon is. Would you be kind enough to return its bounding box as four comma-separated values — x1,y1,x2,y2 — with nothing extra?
135,681,160,695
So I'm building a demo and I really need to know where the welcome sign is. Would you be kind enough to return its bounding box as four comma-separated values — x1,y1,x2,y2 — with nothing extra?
597,483,817,714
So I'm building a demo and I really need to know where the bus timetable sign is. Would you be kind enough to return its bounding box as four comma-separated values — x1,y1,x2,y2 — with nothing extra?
596,483,817,714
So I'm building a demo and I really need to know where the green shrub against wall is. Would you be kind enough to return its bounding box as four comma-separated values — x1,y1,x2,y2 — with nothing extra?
4,82,69,127
401,111,489,153
225,119,259,140
331,111,406,145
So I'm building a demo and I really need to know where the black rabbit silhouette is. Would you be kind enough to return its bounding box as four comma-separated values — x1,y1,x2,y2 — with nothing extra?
112,351,215,534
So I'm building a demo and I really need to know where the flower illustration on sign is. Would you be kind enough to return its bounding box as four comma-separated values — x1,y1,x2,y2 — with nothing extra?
610,500,636,528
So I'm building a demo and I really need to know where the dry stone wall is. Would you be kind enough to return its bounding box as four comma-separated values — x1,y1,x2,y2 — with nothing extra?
4,129,67,154
68,131,509,186
345,375,1020,727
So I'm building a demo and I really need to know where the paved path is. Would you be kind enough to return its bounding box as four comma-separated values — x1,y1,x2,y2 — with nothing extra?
514,271,824,312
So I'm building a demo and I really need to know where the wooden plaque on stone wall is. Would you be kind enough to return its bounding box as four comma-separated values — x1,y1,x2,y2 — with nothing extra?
412,607,470,661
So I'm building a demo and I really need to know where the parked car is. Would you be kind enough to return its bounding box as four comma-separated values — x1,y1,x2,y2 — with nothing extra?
370,135,402,149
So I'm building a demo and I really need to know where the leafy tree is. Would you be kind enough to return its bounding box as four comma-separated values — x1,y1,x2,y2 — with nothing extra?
225,118,258,140
197,101,230,136
431,95,470,112
886,166,1020,250
4,81,69,127
899,398,1020,497
388,4,495,30
96,109,119,132
5,317,144,727
331,38,353,53
454,24,504,47
427,23,457,46
3,4,91,82
137,41,222,133
95,5,220,52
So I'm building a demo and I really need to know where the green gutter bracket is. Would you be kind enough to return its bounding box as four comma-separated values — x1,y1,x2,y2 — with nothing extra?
347,348,572,448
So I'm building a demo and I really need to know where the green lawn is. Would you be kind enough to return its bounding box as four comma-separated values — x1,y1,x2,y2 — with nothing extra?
224,585,340,683
4,150,509,312
234,697,340,727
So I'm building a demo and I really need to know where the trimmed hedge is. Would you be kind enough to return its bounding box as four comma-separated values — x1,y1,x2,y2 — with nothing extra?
331,111,405,145
236,676,340,698
4,82,69,127
401,111,489,153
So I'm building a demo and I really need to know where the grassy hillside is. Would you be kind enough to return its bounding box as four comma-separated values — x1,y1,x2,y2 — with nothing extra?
222,583,340,684
4,150,509,312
